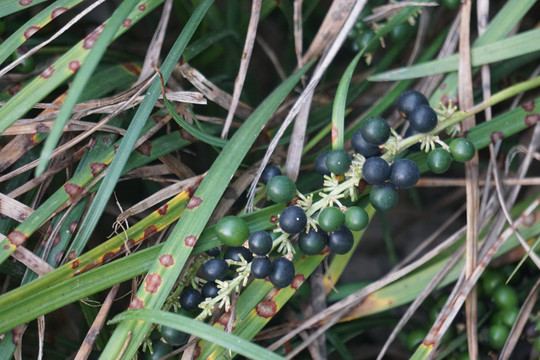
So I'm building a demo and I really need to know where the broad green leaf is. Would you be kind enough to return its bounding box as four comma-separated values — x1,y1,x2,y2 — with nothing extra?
110,309,286,360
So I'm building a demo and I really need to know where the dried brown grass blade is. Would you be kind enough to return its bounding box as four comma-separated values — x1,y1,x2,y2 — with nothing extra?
458,1,480,357
221,0,261,139
284,92,313,182
12,245,54,276
176,63,253,120
74,284,120,360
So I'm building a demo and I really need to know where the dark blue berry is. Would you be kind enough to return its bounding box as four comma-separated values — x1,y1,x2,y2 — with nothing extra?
205,246,222,257
202,258,229,281
261,165,282,184
224,246,253,263
396,90,429,119
369,183,398,212
408,105,438,133
201,281,219,299
161,325,189,346
328,225,354,254
279,206,307,234
360,116,390,146
314,150,331,176
251,256,272,279
298,226,328,255
351,130,381,158
248,231,273,255
362,156,390,185
390,159,420,189
179,288,202,312
269,257,295,288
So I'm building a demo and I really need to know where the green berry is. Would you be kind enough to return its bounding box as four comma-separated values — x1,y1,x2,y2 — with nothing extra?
161,325,189,346
144,340,172,360
215,216,250,246
441,0,460,10
325,150,351,175
318,206,344,232
427,148,452,174
492,285,518,310
370,183,398,212
360,116,390,146
487,324,509,350
266,175,296,203
500,307,519,328
482,269,506,295
449,138,475,162
344,206,369,231
405,328,426,351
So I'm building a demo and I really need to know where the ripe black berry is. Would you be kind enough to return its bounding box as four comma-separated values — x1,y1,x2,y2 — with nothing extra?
248,230,273,255
396,90,429,119
224,246,253,263
369,183,398,212
266,175,297,204
161,325,189,346
390,159,420,189
362,156,390,185
325,150,352,175
404,126,421,152
251,256,272,279
298,226,328,255
279,206,307,234
408,104,438,133
205,245,222,257
328,225,354,254
179,288,202,312
351,130,381,158
269,257,295,288
314,150,332,176
360,116,390,146
261,165,282,184
202,258,229,281
201,281,219,299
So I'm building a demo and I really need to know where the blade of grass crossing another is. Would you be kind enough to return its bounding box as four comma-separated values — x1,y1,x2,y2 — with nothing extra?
68,0,213,276
110,309,286,360
99,56,312,360
35,0,140,176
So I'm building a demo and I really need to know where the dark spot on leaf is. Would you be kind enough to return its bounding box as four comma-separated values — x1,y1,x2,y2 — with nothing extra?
35,123,50,133
270,216,278,223
68,60,81,73
89,162,107,176
7,231,27,247
256,299,277,318
71,259,81,269
144,273,162,293
120,62,141,76
138,4,146,11
157,203,168,216
39,66,55,79
64,183,83,200
83,24,104,50
490,131,504,143
521,100,534,112
19,0,33,6
66,250,77,261
54,251,64,265
23,26,40,40
122,18,132,27
217,311,236,331
68,221,78,234
184,235,197,247
525,114,540,126
51,7,68,19
180,129,197,143
290,274,305,290
135,141,152,156
129,297,144,309
144,225,158,238
102,251,117,263
186,196,202,210
159,254,174,267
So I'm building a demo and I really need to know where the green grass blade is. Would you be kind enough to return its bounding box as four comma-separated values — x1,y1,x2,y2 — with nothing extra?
0,0,164,135
369,28,540,81
35,0,139,176
0,0,83,65
110,309,286,360
0,0,50,18
332,51,362,150
99,60,312,359
164,96,227,147
68,0,212,266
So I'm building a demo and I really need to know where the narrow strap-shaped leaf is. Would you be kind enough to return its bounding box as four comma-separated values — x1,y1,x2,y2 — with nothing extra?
369,28,540,81
0,0,50,19
110,309,286,360
35,0,140,175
